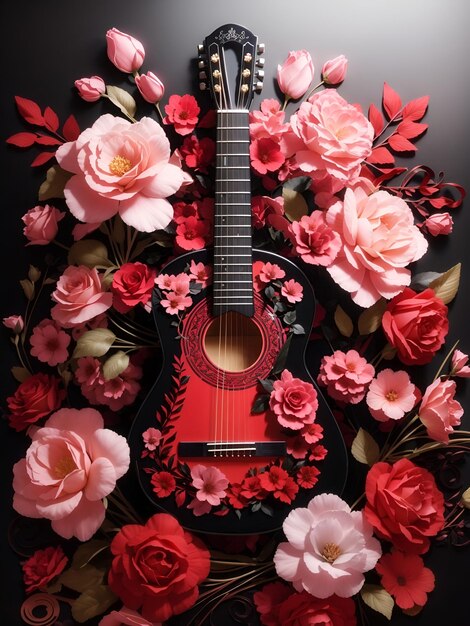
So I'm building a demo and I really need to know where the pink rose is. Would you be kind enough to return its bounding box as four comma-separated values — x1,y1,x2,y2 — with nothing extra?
288,90,373,182
289,211,341,267
269,369,318,430
13,408,130,541
3,315,24,333
418,379,463,443
135,71,164,103
321,55,348,85
56,114,185,232
22,204,65,245
450,349,470,377
75,76,106,102
318,350,374,404
425,212,453,236
51,265,112,328
106,28,145,73
277,50,314,100
326,187,428,307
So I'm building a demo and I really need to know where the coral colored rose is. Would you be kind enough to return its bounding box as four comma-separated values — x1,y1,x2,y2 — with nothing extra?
13,408,130,541
270,369,318,430
106,28,145,73
277,50,314,100
75,76,106,102
278,592,357,626
450,349,470,377
56,114,185,232
376,550,435,610
365,458,445,554
322,55,348,85
7,373,65,431
100,606,161,626
382,288,449,365
318,350,374,405
22,546,68,593
51,265,112,328
326,187,428,307
164,94,200,136
3,314,24,333
288,90,373,182
111,262,156,313
108,513,210,622
425,212,453,236
135,71,165,103
418,378,463,443
289,211,341,267
22,204,65,245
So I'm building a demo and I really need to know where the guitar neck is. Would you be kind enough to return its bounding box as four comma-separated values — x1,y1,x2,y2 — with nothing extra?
213,109,254,318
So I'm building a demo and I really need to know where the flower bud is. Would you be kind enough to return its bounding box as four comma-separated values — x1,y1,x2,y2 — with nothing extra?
22,205,65,245
277,50,314,100
425,212,453,236
135,71,165,103
74,76,106,102
106,27,145,73
3,315,24,334
322,55,348,85
450,349,470,377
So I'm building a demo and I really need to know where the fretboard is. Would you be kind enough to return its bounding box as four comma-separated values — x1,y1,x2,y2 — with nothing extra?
213,110,253,317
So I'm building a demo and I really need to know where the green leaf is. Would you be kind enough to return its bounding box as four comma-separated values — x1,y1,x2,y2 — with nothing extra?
72,539,110,569
361,584,394,620
334,305,354,337
358,298,387,335
351,428,380,465
73,328,116,359
282,187,308,222
283,310,297,325
106,85,137,118
38,164,72,200
258,378,274,393
71,585,117,623
59,564,104,593
68,239,113,269
20,278,35,301
102,350,130,381
428,263,461,305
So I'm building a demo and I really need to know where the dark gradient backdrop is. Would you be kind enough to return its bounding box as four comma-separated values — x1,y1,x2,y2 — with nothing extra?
1,1,469,625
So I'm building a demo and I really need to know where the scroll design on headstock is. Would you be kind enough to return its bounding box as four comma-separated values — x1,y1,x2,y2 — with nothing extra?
214,27,248,45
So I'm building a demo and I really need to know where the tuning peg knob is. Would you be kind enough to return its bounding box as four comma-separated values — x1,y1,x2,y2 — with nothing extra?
256,58,265,68
257,43,265,54
254,81,263,93
197,44,205,54
199,71,207,80
198,60,206,69
199,82,207,91
256,70,265,80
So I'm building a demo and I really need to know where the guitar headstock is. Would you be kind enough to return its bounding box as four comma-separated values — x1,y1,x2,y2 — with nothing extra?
197,24,265,110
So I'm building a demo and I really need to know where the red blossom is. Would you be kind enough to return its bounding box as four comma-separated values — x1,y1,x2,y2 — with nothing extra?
226,483,249,509
259,466,288,492
164,94,200,136
151,471,176,498
22,546,68,593
250,138,285,175
175,216,210,251
297,465,320,488
273,476,299,503
180,134,215,172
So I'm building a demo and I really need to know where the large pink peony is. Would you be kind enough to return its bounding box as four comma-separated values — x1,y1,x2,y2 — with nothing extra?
56,114,185,232
326,187,428,307
12,408,130,541
274,493,381,598
287,90,373,182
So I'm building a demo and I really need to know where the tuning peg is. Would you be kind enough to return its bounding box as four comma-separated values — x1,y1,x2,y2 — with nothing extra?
198,60,206,69
197,44,205,54
256,70,265,80
254,81,263,93
257,43,265,54
199,82,207,91
256,58,265,68
199,71,207,80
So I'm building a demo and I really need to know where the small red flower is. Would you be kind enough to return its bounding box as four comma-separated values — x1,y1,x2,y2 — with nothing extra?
226,483,249,509
297,465,320,488
309,443,328,461
180,134,216,172
259,466,288,492
151,471,176,497
175,216,210,251
250,138,285,175
376,550,435,609
164,94,200,136
273,476,299,503
240,475,267,500
22,546,68,593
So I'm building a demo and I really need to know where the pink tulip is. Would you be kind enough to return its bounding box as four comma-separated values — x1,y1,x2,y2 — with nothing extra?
3,315,24,334
277,50,314,100
135,71,165,103
106,27,145,73
424,212,453,236
322,55,348,85
74,76,106,102
450,349,470,377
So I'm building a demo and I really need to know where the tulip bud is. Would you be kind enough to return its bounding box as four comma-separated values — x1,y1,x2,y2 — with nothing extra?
106,27,145,73
322,55,348,85
277,50,314,100
135,71,165,103
74,76,106,102
3,315,24,334
425,212,453,236
450,349,470,377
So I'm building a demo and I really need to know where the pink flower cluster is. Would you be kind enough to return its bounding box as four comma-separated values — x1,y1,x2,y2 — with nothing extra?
318,349,374,404
155,272,193,315
188,464,229,516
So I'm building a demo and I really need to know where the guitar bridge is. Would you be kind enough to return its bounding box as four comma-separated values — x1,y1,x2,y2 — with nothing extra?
178,441,286,458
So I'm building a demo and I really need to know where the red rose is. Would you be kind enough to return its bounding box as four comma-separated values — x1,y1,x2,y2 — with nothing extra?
365,459,445,554
382,288,448,365
108,513,210,623
278,591,357,626
111,262,156,313
7,373,65,431
22,546,68,593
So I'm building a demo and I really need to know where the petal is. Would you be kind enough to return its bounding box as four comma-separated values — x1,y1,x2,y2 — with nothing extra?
84,458,116,500
88,430,130,479
307,493,351,517
282,507,314,550
119,196,174,232
51,497,106,541
143,162,185,198
55,141,81,174
45,408,104,439
13,493,42,518
64,175,118,223
273,542,302,582
36,491,83,520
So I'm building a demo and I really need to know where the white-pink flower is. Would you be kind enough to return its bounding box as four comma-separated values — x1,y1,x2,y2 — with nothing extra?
418,379,463,443
154,273,176,291
366,369,420,422
13,408,130,541
259,262,286,283
191,464,228,506
188,261,212,288
30,319,71,366
281,279,303,303
142,428,162,451
160,292,192,315
274,493,381,598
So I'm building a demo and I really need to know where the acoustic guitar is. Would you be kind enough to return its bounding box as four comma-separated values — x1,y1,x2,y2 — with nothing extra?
129,24,348,534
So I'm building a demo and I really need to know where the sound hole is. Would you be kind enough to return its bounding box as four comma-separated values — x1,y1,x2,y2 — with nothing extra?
204,312,263,372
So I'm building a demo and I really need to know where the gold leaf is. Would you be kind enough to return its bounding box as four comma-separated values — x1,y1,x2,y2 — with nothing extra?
28,265,41,283
102,350,130,381
461,487,470,509
20,279,35,301
73,328,116,359
71,585,117,623
72,539,110,569
282,188,308,222
59,564,103,593
106,85,137,119
428,263,461,305
68,239,113,269
38,164,72,201
358,298,387,335
334,305,354,337
361,584,394,620
11,366,31,383
351,428,380,466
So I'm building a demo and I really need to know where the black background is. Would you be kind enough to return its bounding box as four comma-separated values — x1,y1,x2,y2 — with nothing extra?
1,1,469,624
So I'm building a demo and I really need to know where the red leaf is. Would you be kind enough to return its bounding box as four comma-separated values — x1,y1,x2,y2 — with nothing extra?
62,114,80,141
366,146,395,164
6,132,37,147
402,96,429,121
175,491,186,507
15,96,44,126
429,197,452,209
44,106,59,132
373,166,407,185
35,135,62,146
31,151,55,167
368,103,383,137
397,120,428,139
382,83,402,120
388,134,417,153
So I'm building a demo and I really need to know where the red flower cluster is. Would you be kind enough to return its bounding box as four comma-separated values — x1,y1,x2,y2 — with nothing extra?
180,134,215,173
173,197,213,252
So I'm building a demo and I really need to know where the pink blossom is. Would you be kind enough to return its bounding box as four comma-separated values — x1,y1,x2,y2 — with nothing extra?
78,358,142,411
251,195,285,230
22,204,65,245
175,216,210,251
154,273,176,291
277,50,314,100
189,261,212,287
135,71,164,104
160,292,192,315
187,497,212,516
249,99,289,141
450,349,470,377
259,262,286,284
301,422,324,444
3,315,24,334
321,55,348,85
106,28,145,73
75,356,101,386
289,211,341,267
326,187,428,307
366,369,420,422
142,428,162,451
250,138,285,175
418,379,463,443
281,279,303,303
318,350,375,404
13,408,130,541
270,369,318,430
72,221,101,240
30,319,71,366
425,212,453,236
56,114,185,232
274,493,381,598
71,312,108,342
75,76,106,102
191,464,228,506
170,273,191,295
100,606,161,626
